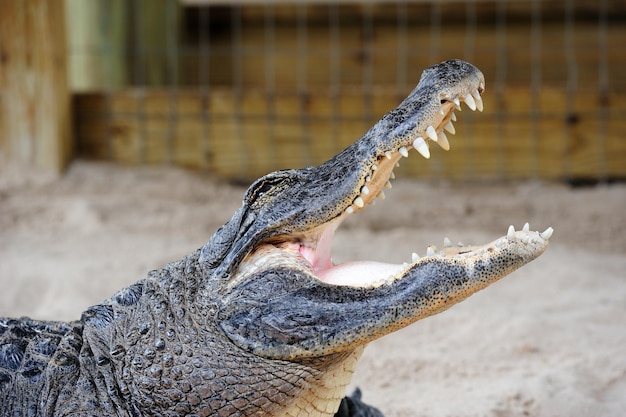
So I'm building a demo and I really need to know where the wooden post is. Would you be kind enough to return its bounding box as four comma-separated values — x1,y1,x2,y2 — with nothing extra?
65,0,131,91
0,0,72,173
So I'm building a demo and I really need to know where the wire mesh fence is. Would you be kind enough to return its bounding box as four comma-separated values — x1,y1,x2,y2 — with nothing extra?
68,0,626,181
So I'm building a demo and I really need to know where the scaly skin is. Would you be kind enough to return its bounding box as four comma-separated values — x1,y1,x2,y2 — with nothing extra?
0,60,551,417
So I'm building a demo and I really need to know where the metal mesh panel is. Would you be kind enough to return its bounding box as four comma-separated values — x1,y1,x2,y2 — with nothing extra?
68,0,626,181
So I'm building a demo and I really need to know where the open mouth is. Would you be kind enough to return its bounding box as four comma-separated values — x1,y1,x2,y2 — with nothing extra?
295,89,487,286
237,76,552,288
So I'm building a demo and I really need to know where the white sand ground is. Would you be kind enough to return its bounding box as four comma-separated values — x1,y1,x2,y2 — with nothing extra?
1,161,625,417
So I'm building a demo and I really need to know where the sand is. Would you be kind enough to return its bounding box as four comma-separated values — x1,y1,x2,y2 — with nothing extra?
1,160,625,417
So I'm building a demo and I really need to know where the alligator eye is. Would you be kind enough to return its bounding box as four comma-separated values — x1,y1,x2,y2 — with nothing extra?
440,99,448,104
246,171,293,205
249,179,280,201
252,182,274,199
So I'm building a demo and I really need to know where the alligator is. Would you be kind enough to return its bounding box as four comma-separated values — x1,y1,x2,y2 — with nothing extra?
0,59,552,417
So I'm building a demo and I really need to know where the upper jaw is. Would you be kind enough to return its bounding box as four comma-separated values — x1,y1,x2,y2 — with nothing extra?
343,74,485,217
215,60,485,280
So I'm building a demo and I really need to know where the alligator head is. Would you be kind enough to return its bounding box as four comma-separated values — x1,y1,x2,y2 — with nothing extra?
183,60,552,416
189,60,552,413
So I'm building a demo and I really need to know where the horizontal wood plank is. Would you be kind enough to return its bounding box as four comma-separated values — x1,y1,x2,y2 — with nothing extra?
74,87,626,181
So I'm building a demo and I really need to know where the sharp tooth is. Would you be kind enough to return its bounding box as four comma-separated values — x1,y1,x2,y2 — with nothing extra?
436,131,450,151
389,171,395,179
426,125,438,141
385,151,392,159
507,225,515,239
399,146,409,158
439,107,445,116
354,196,364,208
472,90,483,112
451,112,457,121
443,237,452,247
522,222,530,232
361,185,370,195
464,93,477,111
444,121,456,134
453,97,462,111
522,236,529,244
412,137,430,159
377,191,386,200
371,164,378,171
439,251,445,258
540,227,554,240
395,162,400,168
412,252,420,262
385,181,392,189
457,242,464,247
495,238,505,248
426,246,436,257
345,206,354,214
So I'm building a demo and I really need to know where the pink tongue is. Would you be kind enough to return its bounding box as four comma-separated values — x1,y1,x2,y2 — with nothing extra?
297,220,404,287
298,221,339,273
318,261,404,287
299,244,333,272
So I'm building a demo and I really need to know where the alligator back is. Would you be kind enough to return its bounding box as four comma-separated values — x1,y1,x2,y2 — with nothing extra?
0,317,83,415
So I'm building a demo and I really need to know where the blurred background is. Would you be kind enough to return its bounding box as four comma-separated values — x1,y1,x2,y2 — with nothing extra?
1,0,625,182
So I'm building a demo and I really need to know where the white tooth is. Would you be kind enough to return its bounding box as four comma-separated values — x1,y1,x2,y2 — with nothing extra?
453,97,462,110
426,246,436,257
402,262,409,268
472,90,483,112
522,222,530,232
371,164,378,171
439,108,445,116
377,191,386,200
495,238,504,248
540,227,554,240
412,137,430,159
361,185,370,195
464,93,477,111
444,121,456,134
370,199,376,206
385,181,392,189
457,242,464,247
345,206,354,214
389,171,395,179
399,146,409,158
439,251,445,258
507,225,515,239
395,162,400,168
443,237,452,247
522,236,529,244
426,125,438,141
451,112,457,121
437,131,450,151
385,151,392,159
366,175,371,182
354,196,364,208
412,252,420,262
